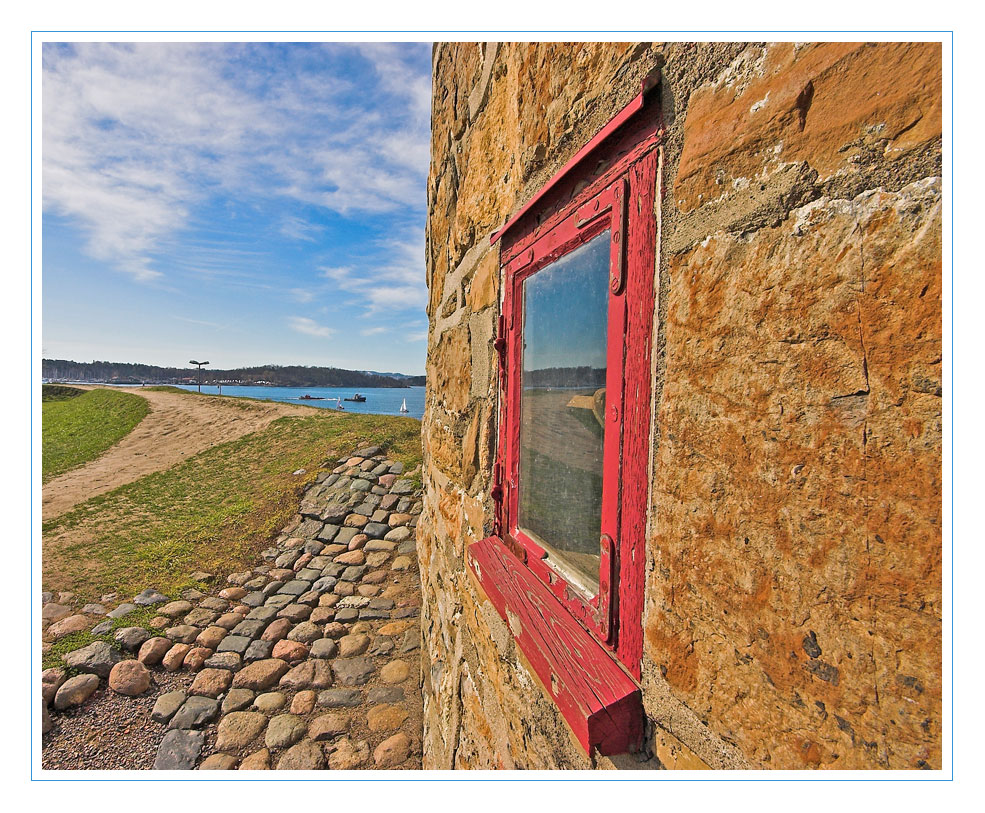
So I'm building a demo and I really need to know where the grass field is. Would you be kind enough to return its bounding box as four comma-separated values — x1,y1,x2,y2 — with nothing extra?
42,386,151,483
42,410,422,606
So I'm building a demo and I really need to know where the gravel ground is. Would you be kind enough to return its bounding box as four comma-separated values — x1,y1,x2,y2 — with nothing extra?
42,669,194,770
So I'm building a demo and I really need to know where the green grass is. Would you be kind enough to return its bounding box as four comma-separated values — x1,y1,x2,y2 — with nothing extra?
42,410,422,603
42,387,151,482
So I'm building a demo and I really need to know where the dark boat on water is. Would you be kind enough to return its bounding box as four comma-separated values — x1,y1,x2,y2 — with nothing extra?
344,393,367,402
298,394,325,400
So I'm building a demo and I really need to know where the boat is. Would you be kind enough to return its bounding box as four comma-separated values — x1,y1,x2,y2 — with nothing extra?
344,393,367,402
298,394,325,400
399,398,409,413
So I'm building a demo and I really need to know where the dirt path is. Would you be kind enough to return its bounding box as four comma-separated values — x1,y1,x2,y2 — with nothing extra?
42,387,313,521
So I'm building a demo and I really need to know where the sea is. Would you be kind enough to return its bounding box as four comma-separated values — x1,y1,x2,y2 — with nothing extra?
95,383,425,420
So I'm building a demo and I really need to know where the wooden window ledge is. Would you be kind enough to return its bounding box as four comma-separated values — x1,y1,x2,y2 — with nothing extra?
467,536,643,756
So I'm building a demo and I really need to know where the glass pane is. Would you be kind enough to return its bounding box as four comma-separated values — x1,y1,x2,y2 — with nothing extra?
518,230,610,597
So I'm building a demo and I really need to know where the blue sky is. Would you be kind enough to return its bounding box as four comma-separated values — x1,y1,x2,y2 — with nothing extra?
41,42,431,374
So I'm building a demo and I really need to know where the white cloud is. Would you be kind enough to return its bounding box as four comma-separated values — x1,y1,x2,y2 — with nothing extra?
42,43,430,283
290,288,315,304
288,316,334,338
360,326,389,336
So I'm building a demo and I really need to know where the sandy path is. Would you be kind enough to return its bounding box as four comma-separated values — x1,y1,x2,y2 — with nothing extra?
42,387,313,521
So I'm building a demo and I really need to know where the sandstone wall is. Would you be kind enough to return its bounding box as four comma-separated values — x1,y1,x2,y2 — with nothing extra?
420,41,942,770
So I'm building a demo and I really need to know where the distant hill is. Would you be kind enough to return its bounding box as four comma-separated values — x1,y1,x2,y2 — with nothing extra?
42,359,426,388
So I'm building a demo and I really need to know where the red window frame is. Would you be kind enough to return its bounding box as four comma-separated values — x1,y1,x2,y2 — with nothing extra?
469,71,662,755
500,179,628,646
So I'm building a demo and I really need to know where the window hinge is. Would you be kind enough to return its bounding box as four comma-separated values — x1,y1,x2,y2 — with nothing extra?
597,534,616,643
609,179,627,295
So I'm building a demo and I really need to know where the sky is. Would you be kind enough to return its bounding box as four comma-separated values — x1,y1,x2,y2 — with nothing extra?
41,42,431,375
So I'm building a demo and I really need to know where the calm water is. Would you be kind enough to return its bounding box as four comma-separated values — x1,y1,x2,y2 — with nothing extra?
173,384,425,419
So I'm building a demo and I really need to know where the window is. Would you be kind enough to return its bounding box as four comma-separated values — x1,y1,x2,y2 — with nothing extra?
468,72,662,756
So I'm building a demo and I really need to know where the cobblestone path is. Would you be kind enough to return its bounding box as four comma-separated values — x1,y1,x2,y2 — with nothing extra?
41,445,424,770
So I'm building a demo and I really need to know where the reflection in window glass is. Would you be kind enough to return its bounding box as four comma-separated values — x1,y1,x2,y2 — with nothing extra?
518,230,610,597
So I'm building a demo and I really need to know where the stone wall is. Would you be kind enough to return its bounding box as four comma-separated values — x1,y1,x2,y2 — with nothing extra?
419,41,942,770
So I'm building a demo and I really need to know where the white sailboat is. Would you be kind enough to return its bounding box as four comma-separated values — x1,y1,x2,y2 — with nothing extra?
399,398,408,413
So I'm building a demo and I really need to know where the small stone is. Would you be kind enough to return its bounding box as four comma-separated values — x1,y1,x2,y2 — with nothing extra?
114,626,151,652
334,606,358,620
309,638,339,659
195,626,228,650
41,668,67,705
218,587,247,601
245,690,285,713
184,608,218,627
286,621,322,644
162,643,192,671
154,729,205,770
338,633,370,657
328,738,369,769
380,660,411,684
239,748,271,770
215,711,267,751
367,703,409,732
374,732,412,767
190,668,232,698
137,637,172,665
332,657,374,686
168,695,220,730
279,659,334,691
108,660,151,696
42,603,73,622
265,714,306,749
362,570,388,585
200,753,238,770
391,556,412,571
91,620,114,635
400,629,420,653
81,603,108,616
183,647,212,671
200,597,230,612
47,614,91,639
152,690,188,723
244,639,274,662
367,637,395,656
204,651,242,670
165,625,199,644
260,618,293,642
310,607,335,624
190,571,213,582
215,612,241,630
368,687,405,704
107,603,138,620
134,589,169,606
291,690,317,715
222,688,255,714
309,713,348,741
159,600,192,618
217,635,251,655
53,673,100,710
277,603,312,623
271,640,309,663
277,739,325,770
181,588,205,601
232,659,291,691
64,641,122,678
317,688,362,708
231,619,267,639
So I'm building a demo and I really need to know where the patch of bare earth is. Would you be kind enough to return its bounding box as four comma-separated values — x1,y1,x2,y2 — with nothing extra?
42,387,313,521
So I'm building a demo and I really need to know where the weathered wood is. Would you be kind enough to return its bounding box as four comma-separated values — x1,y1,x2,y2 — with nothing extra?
467,536,643,756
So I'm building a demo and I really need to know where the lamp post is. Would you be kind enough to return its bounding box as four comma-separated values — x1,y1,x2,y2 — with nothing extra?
189,360,210,393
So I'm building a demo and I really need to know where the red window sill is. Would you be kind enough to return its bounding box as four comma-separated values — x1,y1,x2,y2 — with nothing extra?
467,536,643,756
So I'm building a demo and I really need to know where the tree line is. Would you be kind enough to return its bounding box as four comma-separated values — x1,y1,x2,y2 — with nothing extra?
42,359,425,388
